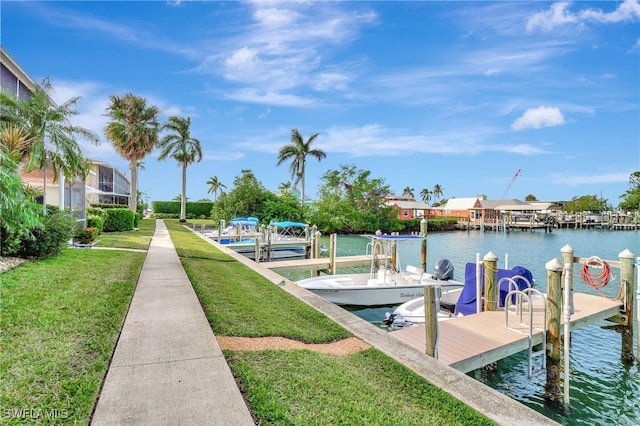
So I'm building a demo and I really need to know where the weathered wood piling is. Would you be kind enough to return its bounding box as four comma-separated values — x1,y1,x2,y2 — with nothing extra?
544,258,563,402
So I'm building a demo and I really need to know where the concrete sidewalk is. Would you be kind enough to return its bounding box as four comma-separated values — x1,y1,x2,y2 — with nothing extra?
91,220,254,425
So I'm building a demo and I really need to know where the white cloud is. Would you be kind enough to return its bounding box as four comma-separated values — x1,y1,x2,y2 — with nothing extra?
224,88,315,107
526,2,578,33
212,2,377,105
253,7,299,28
512,106,565,130
223,47,262,81
312,71,351,91
319,125,548,157
527,0,640,33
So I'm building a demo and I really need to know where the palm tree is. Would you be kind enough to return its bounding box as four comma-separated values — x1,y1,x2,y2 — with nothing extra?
276,128,326,204
104,93,160,213
420,188,432,204
278,181,293,193
402,186,415,199
157,116,202,221
206,176,226,201
432,184,443,203
1,77,99,208
0,123,32,164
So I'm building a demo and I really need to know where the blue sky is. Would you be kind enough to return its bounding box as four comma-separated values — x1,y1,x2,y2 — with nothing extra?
3,1,639,206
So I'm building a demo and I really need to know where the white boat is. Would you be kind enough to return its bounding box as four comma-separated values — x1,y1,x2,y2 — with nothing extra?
208,217,260,243
384,264,535,330
297,234,465,306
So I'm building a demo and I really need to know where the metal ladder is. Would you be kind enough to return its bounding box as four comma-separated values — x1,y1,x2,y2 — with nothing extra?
505,287,547,378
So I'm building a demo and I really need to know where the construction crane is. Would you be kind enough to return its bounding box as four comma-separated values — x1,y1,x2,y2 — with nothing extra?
501,168,521,198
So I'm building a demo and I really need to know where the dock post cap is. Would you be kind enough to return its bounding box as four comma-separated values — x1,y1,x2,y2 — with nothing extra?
618,249,635,259
546,258,563,272
561,244,574,253
483,251,498,261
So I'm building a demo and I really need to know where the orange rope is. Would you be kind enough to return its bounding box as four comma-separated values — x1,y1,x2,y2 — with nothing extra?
580,256,623,300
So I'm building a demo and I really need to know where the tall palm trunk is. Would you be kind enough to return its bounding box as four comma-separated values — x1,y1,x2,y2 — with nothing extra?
181,160,187,220
129,159,138,213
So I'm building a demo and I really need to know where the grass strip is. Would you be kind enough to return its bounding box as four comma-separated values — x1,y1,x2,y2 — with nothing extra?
94,218,155,250
229,348,494,425
165,220,493,425
0,249,145,424
165,220,350,341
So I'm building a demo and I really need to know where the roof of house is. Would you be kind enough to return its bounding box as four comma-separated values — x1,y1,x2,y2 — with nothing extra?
442,197,478,210
478,198,528,209
386,200,430,210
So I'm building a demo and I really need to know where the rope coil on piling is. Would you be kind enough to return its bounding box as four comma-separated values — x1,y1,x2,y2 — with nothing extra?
580,256,623,300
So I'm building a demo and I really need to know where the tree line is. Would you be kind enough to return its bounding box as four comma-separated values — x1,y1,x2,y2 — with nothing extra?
2,79,639,243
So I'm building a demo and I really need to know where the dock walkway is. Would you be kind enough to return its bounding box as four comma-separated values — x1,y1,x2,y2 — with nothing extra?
390,292,622,373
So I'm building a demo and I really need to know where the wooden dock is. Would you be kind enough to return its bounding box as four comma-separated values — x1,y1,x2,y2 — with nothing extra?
260,255,374,272
389,292,622,373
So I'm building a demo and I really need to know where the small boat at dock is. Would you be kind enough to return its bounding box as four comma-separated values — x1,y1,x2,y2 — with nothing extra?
297,234,465,306
384,264,534,330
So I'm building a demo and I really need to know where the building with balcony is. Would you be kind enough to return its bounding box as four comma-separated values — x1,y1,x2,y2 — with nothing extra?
2,46,130,221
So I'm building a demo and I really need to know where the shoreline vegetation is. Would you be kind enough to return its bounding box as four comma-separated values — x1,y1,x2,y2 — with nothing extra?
1,218,493,425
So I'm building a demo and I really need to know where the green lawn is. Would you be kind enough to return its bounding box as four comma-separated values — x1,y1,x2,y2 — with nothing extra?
165,220,494,425
0,227,150,424
94,218,155,250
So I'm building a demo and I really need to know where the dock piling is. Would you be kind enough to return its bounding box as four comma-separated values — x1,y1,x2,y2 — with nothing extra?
561,245,575,314
545,258,563,402
424,285,437,358
420,218,428,273
483,252,498,311
562,262,572,409
329,234,337,275
619,249,636,363
313,231,321,259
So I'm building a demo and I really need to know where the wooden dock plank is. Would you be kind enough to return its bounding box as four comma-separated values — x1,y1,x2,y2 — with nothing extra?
390,292,622,373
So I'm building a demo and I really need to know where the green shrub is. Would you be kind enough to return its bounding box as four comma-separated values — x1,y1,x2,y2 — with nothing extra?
76,227,99,244
103,208,134,232
86,216,104,234
18,210,76,258
151,201,213,218
87,206,108,220
90,202,127,209
134,212,141,228
0,226,22,256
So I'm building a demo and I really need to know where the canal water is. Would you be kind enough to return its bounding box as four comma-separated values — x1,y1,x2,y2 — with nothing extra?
278,229,640,425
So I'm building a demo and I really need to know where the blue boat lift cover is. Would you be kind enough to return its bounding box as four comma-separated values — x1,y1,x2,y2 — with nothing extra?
455,263,534,316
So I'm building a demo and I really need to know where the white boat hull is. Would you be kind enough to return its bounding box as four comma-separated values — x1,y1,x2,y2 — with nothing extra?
298,272,463,306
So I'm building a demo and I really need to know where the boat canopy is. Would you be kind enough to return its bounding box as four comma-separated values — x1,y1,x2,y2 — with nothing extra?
271,221,307,228
230,217,259,226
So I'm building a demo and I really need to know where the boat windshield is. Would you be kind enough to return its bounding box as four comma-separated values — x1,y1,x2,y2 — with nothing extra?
362,234,426,276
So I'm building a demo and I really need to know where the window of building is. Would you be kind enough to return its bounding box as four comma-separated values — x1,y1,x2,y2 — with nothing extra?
98,165,113,193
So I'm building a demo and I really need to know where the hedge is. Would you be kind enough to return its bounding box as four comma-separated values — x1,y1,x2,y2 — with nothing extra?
151,201,213,218
103,208,134,232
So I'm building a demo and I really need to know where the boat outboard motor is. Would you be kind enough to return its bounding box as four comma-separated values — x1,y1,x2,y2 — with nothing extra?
383,312,412,331
434,258,454,280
